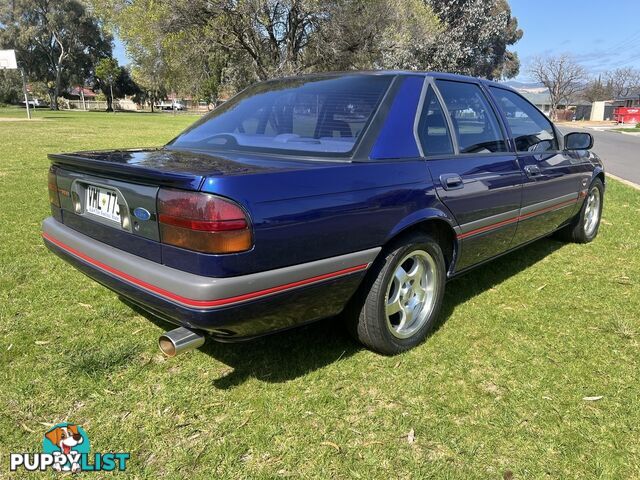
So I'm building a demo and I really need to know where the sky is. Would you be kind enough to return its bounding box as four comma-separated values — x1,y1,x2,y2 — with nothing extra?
112,0,640,82
113,41,128,66
509,0,640,82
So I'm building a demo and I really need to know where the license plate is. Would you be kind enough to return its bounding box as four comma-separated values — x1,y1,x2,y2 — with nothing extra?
85,185,121,223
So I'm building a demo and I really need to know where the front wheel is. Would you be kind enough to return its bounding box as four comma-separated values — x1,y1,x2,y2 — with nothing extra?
349,234,446,355
556,178,604,243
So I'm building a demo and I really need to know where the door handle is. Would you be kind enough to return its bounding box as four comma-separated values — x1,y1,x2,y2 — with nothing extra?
524,165,542,177
440,174,464,190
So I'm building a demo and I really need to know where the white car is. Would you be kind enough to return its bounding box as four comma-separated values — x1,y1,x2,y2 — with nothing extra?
155,100,185,111
21,98,46,108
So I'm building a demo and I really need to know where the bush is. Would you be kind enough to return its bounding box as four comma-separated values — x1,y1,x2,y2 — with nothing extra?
0,70,22,104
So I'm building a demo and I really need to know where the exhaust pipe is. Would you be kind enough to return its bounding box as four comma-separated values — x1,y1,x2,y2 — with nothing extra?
159,327,205,357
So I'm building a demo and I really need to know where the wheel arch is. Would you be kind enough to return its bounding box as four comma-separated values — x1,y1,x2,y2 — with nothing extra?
382,209,459,274
593,168,605,187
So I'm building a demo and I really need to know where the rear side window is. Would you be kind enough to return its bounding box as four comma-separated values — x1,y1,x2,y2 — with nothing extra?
169,75,391,156
417,86,454,156
435,80,508,154
489,87,558,153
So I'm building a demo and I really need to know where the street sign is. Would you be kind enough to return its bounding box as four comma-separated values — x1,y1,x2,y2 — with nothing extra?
0,49,18,70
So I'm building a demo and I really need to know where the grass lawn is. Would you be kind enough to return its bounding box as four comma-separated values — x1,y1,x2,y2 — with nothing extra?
1,108,639,479
614,128,640,133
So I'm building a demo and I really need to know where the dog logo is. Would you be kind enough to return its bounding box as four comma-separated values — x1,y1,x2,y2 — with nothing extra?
9,422,129,473
42,423,90,473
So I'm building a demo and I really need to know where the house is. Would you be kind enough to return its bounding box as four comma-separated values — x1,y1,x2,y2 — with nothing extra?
519,91,553,116
518,91,583,117
613,90,640,108
518,90,605,120
67,86,97,101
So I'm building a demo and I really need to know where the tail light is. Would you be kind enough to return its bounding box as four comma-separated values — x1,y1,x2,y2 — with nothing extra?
48,168,60,207
158,188,252,254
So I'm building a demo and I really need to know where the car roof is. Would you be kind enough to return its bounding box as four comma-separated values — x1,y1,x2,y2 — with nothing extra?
269,70,516,92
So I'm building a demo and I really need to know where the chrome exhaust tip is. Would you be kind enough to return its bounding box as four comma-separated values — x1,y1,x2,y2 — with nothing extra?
159,327,205,357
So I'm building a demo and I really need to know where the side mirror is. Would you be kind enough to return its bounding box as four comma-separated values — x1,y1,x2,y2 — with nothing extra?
564,132,593,150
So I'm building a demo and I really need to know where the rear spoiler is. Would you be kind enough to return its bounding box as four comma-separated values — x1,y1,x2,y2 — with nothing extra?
48,150,205,190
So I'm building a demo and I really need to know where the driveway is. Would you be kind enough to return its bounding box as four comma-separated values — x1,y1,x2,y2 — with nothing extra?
560,126,640,185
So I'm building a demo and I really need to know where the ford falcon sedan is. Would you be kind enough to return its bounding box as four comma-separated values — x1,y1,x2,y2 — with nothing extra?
43,71,604,355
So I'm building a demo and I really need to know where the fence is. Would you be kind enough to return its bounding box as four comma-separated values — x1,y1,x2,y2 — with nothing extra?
65,100,138,111
63,99,210,114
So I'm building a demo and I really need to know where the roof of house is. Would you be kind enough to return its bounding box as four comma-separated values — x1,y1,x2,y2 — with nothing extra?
520,91,551,105
519,90,591,107
69,86,97,98
615,90,640,100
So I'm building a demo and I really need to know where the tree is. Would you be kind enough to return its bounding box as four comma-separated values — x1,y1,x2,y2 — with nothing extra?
160,20,228,104
131,55,168,113
604,67,640,99
529,54,587,120
94,59,141,111
581,76,613,103
0,0,112,109
95,58,119,111
314,0,441,71
96,0,442,95
91,0,523,100
91,0,173,109
425,0,523,79
0,70,22,104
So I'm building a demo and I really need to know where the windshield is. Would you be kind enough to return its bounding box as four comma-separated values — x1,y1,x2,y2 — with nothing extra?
168,75,392,156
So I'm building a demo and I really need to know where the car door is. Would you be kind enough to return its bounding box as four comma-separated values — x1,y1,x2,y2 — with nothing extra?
488,87,583,246
420,79,522,272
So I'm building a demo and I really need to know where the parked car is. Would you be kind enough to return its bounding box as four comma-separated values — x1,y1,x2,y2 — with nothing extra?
155,100,185,111
21,98,47,108
43,72,604,356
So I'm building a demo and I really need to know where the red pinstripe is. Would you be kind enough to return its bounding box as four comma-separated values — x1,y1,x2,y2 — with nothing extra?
42,232,369,309
457,197,579,240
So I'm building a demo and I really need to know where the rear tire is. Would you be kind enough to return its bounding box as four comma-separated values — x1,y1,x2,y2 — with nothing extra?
556,178,604,243
348,234,446,355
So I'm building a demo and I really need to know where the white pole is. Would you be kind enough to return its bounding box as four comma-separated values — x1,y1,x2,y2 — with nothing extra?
110,82,115,114
20,68,31,120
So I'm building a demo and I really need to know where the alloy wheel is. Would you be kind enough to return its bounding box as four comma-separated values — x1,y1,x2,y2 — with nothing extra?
583,187,601,236
384,250,438,339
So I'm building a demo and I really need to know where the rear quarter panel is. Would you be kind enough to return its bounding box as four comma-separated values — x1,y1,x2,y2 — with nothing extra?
165,160,456,277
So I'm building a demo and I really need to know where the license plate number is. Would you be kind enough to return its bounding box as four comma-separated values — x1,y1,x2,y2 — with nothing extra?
85,185,121,223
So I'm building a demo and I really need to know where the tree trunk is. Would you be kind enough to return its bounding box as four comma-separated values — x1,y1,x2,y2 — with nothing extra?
48,89,56,110
51,30,66,111
52,66,62,111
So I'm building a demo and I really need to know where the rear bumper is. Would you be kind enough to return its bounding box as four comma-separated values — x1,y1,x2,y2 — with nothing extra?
42,217,379,339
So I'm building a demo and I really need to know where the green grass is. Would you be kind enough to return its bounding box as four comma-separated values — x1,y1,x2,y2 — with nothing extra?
1,110,640,478
614,128,640,133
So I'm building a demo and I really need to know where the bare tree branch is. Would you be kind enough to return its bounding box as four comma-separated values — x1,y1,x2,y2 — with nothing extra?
529,54,587,120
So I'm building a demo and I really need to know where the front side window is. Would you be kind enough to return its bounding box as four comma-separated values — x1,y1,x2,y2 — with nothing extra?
169,75,391,156
489,87,558,153
435,80,508,154
417,86,454,156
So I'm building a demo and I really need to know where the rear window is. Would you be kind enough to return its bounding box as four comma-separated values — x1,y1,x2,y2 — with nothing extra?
435,80,508,154
169,75,392,156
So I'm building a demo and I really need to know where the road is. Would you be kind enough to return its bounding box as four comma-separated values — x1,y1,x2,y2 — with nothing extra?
560,126,640,185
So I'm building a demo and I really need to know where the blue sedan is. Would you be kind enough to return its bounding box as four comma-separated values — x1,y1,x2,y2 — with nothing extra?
43,71,604,355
